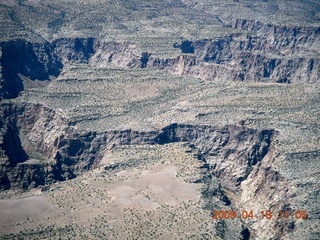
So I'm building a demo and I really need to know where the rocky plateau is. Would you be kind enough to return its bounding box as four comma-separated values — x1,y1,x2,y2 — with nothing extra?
0,0,319,239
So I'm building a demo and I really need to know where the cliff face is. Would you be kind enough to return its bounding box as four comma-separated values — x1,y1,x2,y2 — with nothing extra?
90,41,141,68
89,21,319,83
0,102,161,189
0,38,96,99
0,1,318,238
1,20,319,100
2,102,294,239
0,102,69,189
147,23,320,82
0,102,274,191
157,123,274,185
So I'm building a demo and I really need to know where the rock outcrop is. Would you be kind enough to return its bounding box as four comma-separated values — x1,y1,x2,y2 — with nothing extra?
0,102,275,224
0,38,96,99
0,1,318,239
1,20,319,100
0,102,274,190
1,101,292,239
147,23,320,82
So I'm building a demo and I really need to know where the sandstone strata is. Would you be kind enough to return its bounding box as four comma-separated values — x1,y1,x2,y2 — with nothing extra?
0,0,319,239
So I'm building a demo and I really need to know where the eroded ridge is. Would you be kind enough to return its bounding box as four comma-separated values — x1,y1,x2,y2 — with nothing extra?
1,19,319,99
1,101,303,239
0,101,273,189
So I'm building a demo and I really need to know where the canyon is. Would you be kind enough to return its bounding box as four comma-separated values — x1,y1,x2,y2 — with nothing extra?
0,0,319,239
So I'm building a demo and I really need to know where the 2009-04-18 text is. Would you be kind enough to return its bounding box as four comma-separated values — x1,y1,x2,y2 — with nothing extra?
212,210,308,220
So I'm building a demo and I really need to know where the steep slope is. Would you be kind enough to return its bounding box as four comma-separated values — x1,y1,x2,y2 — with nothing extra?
0,0,319,239
0,38,95,99
0,0,319,99
0,101,273,190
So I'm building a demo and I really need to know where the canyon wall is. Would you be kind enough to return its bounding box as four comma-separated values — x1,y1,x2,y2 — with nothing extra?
1,21,319,100
1,101,294,239
148,23,320,82
0,38,96,99
0,102,275,191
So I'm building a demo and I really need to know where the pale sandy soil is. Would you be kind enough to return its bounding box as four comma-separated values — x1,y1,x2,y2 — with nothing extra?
0,143,226,239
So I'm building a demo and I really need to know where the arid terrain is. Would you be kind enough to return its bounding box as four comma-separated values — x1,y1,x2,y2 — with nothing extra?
0,0,319,239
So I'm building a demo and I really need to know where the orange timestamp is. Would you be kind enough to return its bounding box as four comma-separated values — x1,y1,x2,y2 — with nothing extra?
212,210,308,220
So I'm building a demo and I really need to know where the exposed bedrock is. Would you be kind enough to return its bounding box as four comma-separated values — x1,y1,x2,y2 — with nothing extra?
89,22,320,82
0,102,296,238
0,102,276,190
92,21,319,83
157,123,274,185
0,37,96,99
149,28,320,82
1,20,319,99
89,26,319,83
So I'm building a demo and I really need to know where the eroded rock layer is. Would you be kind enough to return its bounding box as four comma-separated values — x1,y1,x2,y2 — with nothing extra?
0,102,274,190
1,20,319,99
0,0,319,239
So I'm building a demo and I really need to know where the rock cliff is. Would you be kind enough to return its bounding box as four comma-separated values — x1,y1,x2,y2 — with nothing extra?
1,20,319,100
0,0,319,239
0,38,96,99
0,102,274,190
146,23,320,82
2,101,298,239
